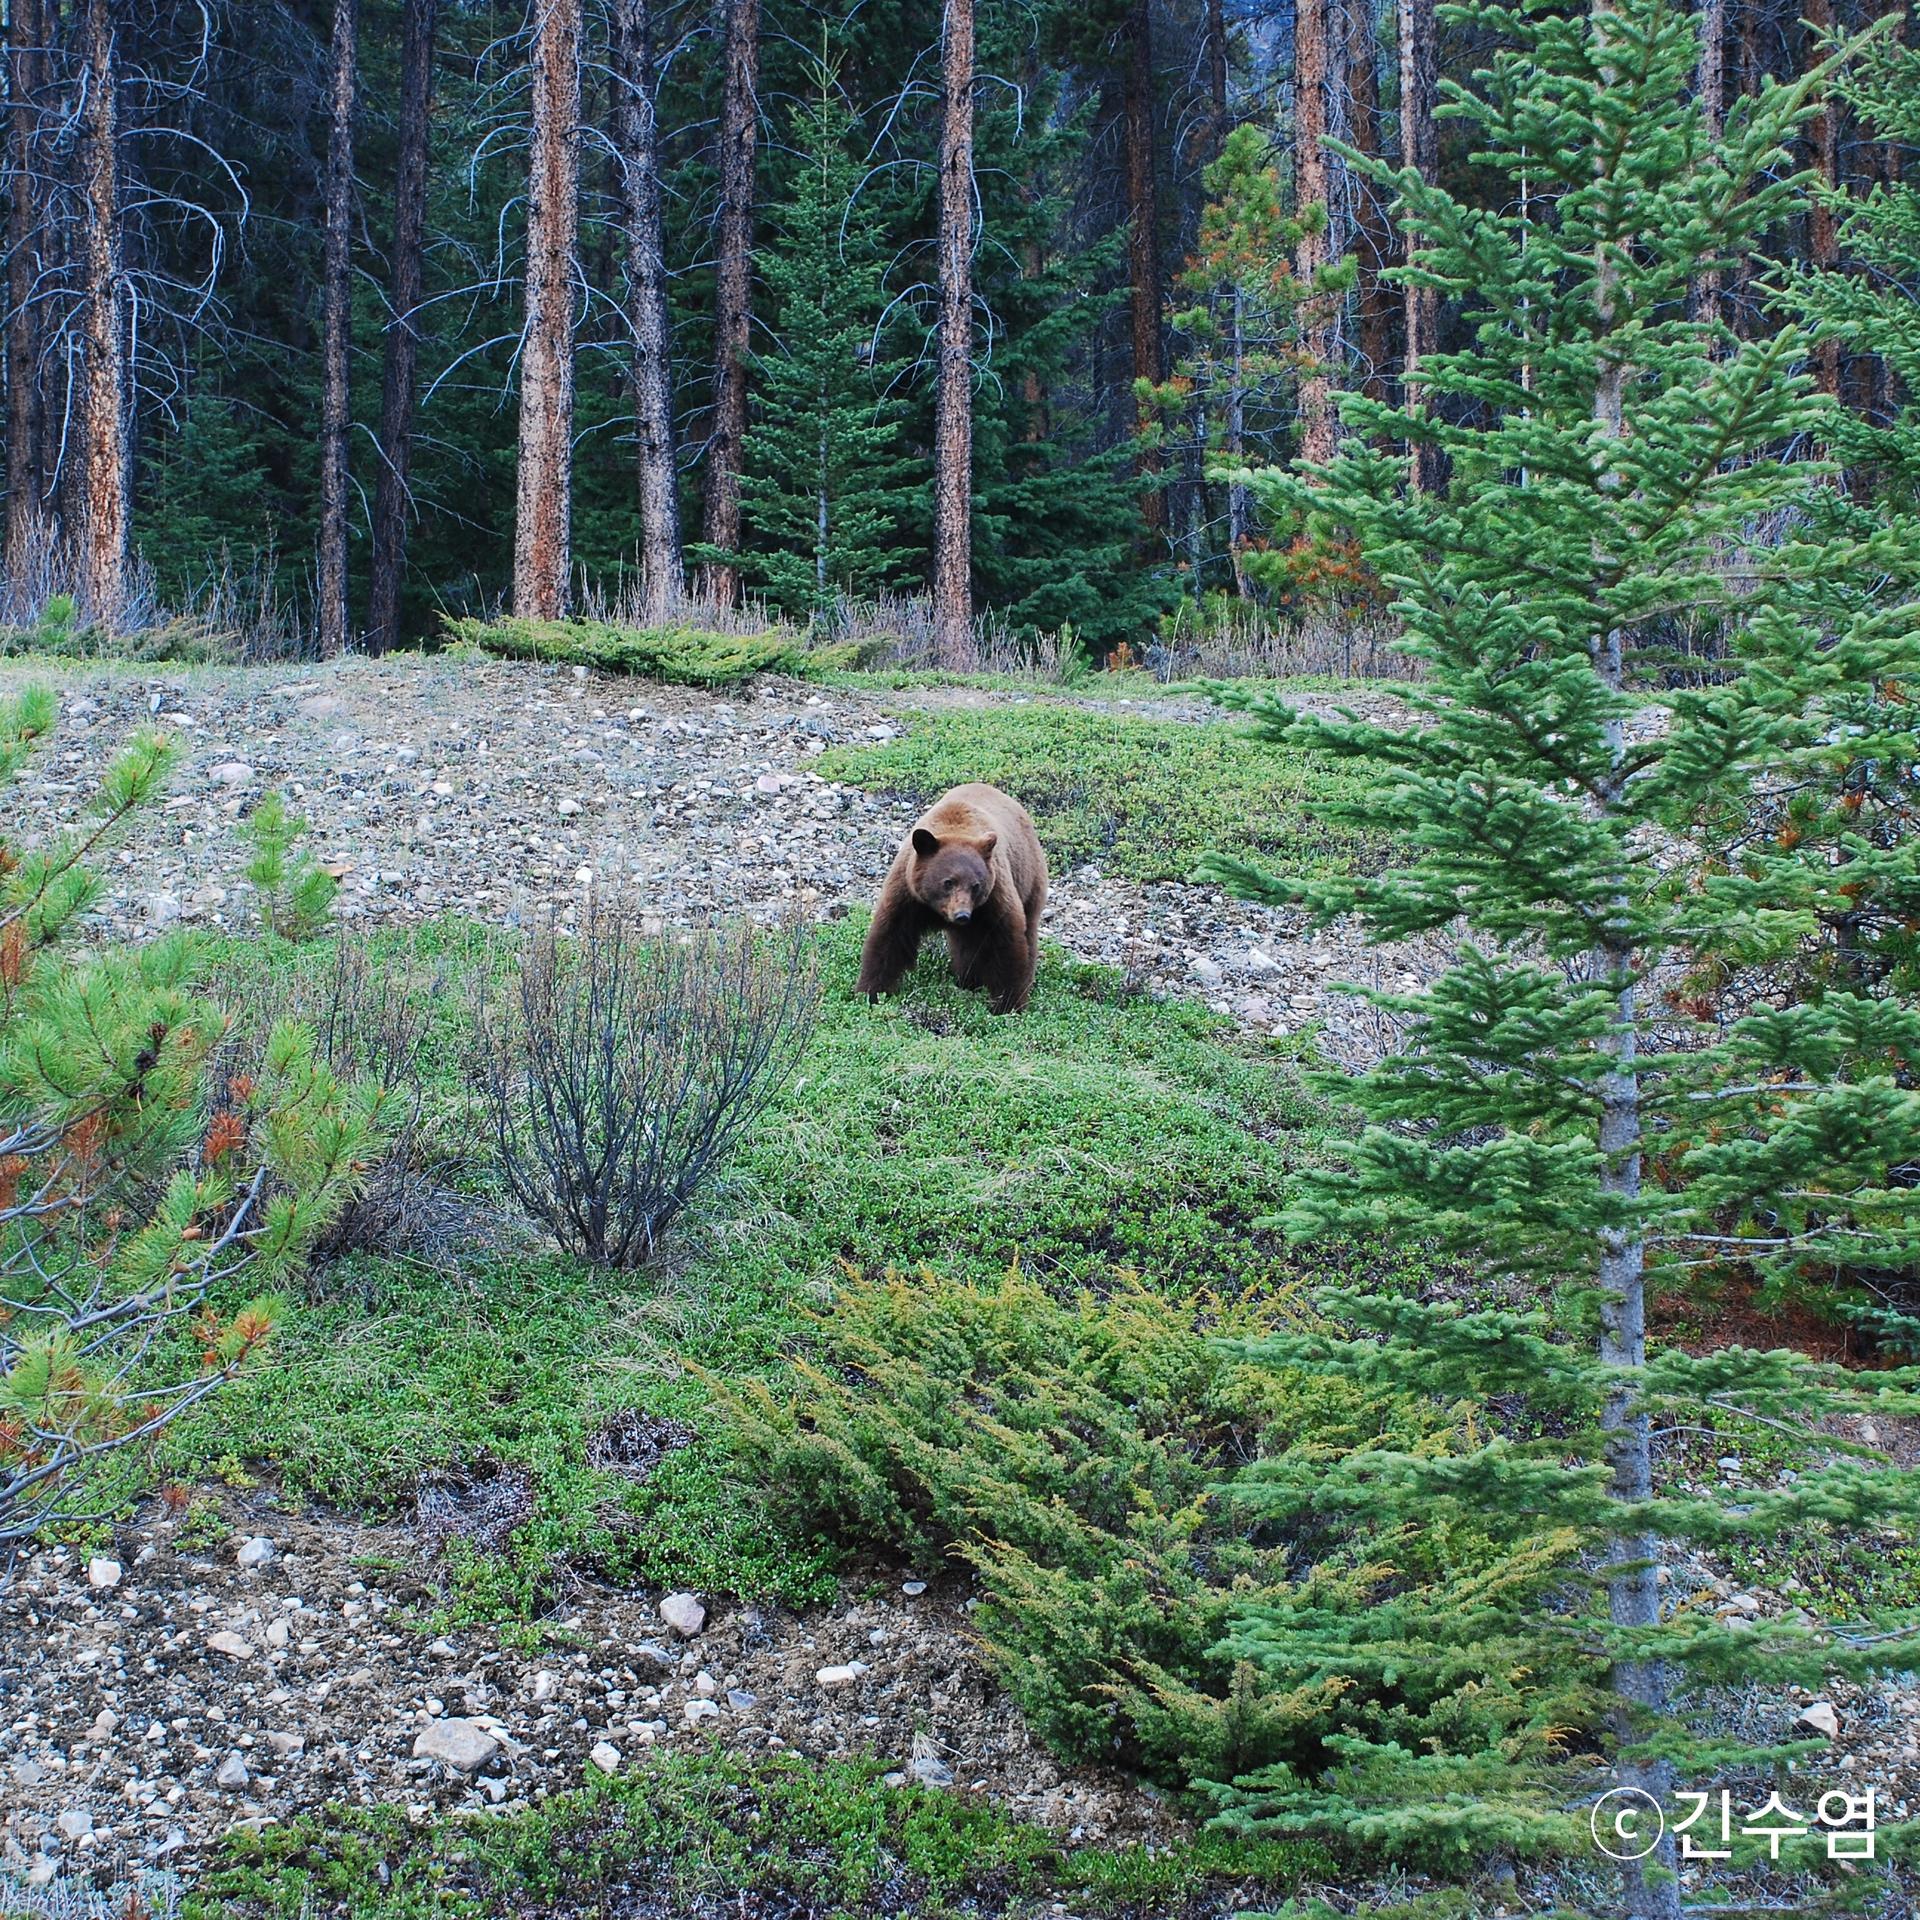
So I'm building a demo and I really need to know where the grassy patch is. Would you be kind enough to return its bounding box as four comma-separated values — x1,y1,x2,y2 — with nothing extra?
187,1751,1340,1919
816,701,1386,882
168,918,1321,1612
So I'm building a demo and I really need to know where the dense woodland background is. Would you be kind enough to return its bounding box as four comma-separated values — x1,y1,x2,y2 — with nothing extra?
0,0,1899,659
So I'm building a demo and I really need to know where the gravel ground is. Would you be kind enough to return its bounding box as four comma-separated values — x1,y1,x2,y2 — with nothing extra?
0,1493,1173,1884
1,653,1444,1071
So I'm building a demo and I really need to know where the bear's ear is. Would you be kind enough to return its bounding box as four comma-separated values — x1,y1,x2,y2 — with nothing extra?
978,833,998,858
912,827,941,858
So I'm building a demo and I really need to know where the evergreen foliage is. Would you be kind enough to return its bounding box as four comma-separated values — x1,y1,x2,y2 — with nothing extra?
242,791,341,942
695,66,919,625
0,688,388,1565
1196,0,1920,1899
441,614,829,683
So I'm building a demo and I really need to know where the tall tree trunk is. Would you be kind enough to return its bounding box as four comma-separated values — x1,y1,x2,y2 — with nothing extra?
1397,0,1437,489
1294,0,1337,465
932,0,975,669
1592,5,1677,1912
513,0,581,621
77,0,125,629
699,0,758,607
6,0,44,580
1347,0,1391,403
1123,0,1165,532
1804,0,1841,396
1206,0,1228,139
1688,0,1726,321
1226,287,1248,594
318,0,358,654
366,0,438,655
612,0,682,622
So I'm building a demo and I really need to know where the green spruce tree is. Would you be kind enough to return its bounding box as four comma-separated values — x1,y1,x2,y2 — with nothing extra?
1199,1,1920,1910
695,61,918,626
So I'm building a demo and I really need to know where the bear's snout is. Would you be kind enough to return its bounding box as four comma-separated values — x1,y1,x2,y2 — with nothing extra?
950,907,972,923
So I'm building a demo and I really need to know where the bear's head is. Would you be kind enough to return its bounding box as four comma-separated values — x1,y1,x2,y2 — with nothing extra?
910,826,996,924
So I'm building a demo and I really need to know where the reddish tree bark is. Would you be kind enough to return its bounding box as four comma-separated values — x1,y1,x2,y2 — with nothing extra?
318,0,358,654
366,0,439,655
77,0,126,628
933,0,976,669
1804,0,1841,395
1688,0,1727,321
6,0,44,578
1347,0,1392,403
1294,0,1337,465
1123,0,1165,528
1397,0,1437,488
699,0,759,607
613,0,682,621
513,0,582,621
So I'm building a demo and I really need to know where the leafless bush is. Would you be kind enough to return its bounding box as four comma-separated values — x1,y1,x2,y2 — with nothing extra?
1149,601,1421,682
220,929,465,1270
0,1865,184,1920
572,570,790,639
471,904,819,1269
825,589,1076,679
154,542,320,663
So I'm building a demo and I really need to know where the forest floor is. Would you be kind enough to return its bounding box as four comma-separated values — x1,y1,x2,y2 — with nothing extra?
1,653,1915,1918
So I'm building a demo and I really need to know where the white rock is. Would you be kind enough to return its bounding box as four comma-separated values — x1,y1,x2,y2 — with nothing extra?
211,761,254,786
265,1732,305,1759
205,1630,254,1659
658,1592,706,1637
528,1670,560,1704
235,1536,275,1569
55,1809,93,1842
588,1741,622,1775
1189,955,1224,988
412,1718,500,1773
265,1619,291,1650
1798,1700,1841,1739
215,1754,250,1792
86,1557,121,1591
683,1699,720,1727
692,1671,718,1699
901,1580,927,1597
816,1663,867,1692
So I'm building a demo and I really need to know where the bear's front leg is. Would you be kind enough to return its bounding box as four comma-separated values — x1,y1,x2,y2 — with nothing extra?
857,897,930,1001
981,928,1033,1014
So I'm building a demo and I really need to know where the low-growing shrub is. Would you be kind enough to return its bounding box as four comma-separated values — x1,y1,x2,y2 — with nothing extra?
240,790,339,941
440,613,856,685
717,1266,1498,1787
471,905,820,1267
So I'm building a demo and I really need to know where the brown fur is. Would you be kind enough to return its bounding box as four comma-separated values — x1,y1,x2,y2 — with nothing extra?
856,783,1048,1013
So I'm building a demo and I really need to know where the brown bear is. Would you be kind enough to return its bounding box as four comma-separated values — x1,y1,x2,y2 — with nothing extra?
856,782,1048,1013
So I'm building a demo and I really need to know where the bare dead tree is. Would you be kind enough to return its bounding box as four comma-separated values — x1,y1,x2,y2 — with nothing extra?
1294,0,1337,465
514,0,582,620
317,0,357,654
612,0,682,621
1346,0,1391,402
1397,0,1437,489
1123,0,1165,532
366,0,438,655
1206,0,1228,139
699,0,758,608
1803,0,1840,396
932,0,976,670
5,0,47,578
76,0,127,629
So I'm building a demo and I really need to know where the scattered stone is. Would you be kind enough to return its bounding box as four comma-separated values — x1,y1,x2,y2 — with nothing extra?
265,1732,305,1760
683,1699,720,1727
55,1809,93,1843
901,1580,927,1597
692,1671,719,1699
1799,1701,1842,1739
726,1689,757,1713
588,1741,622,1775
210,761,254,786
86,1557,122,1591
412,1719,501,1773
215,1754,251,1793
816,1663,866,1692
205,1630,255,1660
659,1592,706,1638
235,1536,275,1569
